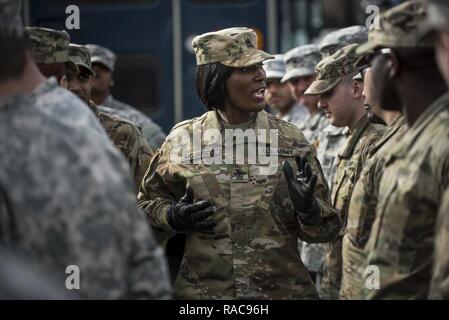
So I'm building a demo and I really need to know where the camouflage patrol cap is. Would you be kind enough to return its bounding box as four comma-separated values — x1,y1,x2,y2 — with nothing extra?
356,1,432,55
319,26,368,58
281,44,321,83
192,27,274,68
0,0,23,38
86,44,117,72
263,54,287,79
305,44,359,96
25,27,78,73
68,44,96,76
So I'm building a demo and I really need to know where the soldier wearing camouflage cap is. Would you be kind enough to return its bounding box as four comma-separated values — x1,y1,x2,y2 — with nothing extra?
24,27,78,83
307,44,384,299
0,0,171,299
263,55,307,130
86,44,167,150
422,0,449,300
319,25,369,58
67,44,154,190
139,27,341,299
352,0,449,300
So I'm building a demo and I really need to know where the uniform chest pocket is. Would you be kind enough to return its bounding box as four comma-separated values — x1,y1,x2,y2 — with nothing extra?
333,160,358,221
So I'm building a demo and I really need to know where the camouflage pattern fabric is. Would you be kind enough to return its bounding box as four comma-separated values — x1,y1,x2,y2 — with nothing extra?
320,115,384,299
305,44,359,96
24,27,77,72
282,45,321,83
340,115,407,300
0,84,171,299
68,44,95,76
263,54,287,79
316,125,349,195
356,1,432,55
89,101,153,191
319,26,368,57
99,96,166,150
138,110,341,299
192,27,274,67
361,92,449,300
429,188,449,299
279,103,310,135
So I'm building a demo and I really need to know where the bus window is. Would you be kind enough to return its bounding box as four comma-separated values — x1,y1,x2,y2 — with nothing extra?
111,53,160,115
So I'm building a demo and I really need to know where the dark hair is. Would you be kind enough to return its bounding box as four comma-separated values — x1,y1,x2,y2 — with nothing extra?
0,36,26,82
196,62,234,110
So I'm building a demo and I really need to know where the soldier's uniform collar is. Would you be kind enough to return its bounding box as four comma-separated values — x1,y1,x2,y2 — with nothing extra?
338,114,370,159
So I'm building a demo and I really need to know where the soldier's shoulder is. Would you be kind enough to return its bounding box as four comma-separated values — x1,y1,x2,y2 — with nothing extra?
168,113,209,137
267,113,308,141
98,110,141,135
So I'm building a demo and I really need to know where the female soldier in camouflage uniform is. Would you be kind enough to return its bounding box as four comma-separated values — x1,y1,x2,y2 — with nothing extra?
138,27,341,299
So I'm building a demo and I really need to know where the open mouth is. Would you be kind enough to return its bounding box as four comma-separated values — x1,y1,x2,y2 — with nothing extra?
252,87,266,100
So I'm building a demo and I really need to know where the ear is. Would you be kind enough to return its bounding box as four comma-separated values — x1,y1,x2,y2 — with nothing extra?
385,52,400,79
351,80,364,99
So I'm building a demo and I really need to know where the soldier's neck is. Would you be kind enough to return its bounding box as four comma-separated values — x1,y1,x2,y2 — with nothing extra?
383,111,402,126
220,105,257,125
277,101,296,118
0,54,46,97
91,90,109,106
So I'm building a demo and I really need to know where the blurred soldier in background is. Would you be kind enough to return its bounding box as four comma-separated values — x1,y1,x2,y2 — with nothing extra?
319,26,368,58
86,44,166,150
306,44,384,299
67,44,153,191
283,45,328,152
263,54,297,120
0,0,171,299
357,0,448,299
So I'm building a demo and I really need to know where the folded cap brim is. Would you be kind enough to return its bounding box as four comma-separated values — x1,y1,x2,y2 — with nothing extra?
77,63,96,77
281,68,316,83
304,77,341,96
65,60,79,74
221,48,274,68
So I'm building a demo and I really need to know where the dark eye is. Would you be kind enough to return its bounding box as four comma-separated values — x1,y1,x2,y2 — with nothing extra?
240,67,250,73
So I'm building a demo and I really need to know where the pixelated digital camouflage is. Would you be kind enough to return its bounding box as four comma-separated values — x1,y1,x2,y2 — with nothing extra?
98,98,166,150
86,43,117,72
138,110,342,299
429,188,449,299
320,115,384,299
68,44,95,76
360,92,449,300
192,27,274,67
340,115,406,300
89,101,153,191
0,0,23,38
281,44,321,83
280,103,310,133
263,54,287,79
356,1,432,55
0,82,171,299
305,43,359,96
319,26,368,57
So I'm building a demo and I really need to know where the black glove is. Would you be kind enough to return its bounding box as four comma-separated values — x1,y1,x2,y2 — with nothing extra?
282,155,321,225
167,186,217,232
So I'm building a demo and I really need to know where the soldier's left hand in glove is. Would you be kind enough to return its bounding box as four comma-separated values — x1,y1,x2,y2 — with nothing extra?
282,155,321,225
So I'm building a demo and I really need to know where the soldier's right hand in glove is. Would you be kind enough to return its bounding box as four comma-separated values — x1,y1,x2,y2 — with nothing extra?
282,155,321,226
167,186,217,233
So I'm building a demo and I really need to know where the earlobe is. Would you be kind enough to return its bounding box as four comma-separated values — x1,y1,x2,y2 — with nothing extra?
351,80,363,98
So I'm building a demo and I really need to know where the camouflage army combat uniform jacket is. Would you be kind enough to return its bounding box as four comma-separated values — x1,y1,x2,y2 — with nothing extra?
281,103,310,130
138,110,341,299
362,93,449,300
321,115,384,299
429,188,449,299
340,115,407,299
100,95,166,149
0,87,171,299
89,101,153,191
